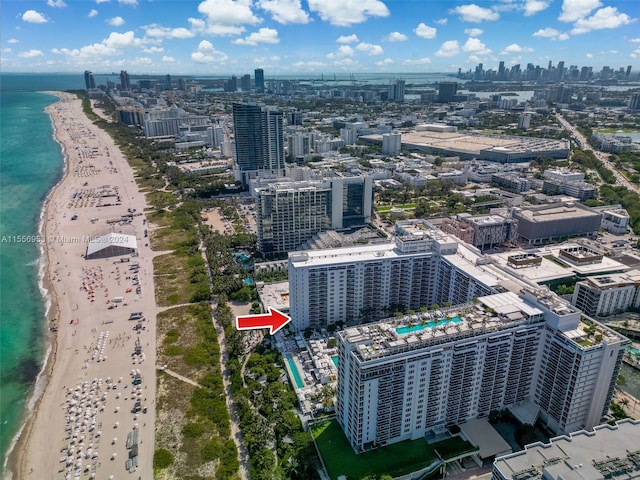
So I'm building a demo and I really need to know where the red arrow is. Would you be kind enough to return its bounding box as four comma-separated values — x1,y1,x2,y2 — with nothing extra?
235,307,291,335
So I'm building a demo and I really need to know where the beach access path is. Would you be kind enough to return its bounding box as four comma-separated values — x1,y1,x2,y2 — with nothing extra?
9,92,160,480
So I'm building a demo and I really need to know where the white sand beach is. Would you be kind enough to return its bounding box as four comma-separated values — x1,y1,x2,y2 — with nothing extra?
7,92,159,480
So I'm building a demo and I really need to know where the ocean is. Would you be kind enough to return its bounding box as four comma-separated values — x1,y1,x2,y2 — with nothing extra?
0,73,85,473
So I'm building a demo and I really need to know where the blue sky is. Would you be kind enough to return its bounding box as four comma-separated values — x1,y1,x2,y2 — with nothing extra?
1,0,639,74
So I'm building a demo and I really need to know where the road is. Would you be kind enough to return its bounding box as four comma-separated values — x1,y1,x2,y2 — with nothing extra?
555,113,640,196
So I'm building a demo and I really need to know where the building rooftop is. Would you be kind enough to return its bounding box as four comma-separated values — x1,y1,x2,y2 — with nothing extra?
493,419,640,480
257,280,290,313
361,130,569,159
489,243,629,284
340,292,546,362
513,203,601,223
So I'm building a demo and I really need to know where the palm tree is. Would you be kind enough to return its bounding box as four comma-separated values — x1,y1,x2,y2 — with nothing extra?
620,398,630,410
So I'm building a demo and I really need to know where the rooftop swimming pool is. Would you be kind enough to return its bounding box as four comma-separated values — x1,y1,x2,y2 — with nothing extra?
396,316,463,335
331,356,339,368
285,353,304,389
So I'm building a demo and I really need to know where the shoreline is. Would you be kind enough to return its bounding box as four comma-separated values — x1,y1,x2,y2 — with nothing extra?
3,92,67,479
6,91,158,479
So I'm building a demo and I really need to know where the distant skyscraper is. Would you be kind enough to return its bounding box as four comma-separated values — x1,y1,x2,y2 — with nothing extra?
388,79,405,102
254,68,264,93
232,103,284,184
225,75,238,92
84,70,96,90
627,65,632,79
164,74,172,90
630,93,640,111
438,82,457,103
240,74,251,92
177,78,187,91
119,70,131,91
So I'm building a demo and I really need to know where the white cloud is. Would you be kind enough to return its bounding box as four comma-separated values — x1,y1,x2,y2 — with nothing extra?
558,0,601,22
523,0,550,16
196,0,261,36
435,40,460,57
435,18,448,25
464,28,483,36
292,60,326,69
336,34,359,44
143,46,164,53
586,52,594,58
403,57,432,65
161,55,176,62
630,38,640,43
414,23,437,39
88,9,98,17
532,27,569,40
107,16,125,26
19,49,44,58
501,43,534,54
1,48,11,53
631,47,640,58
450,4,499,22
356,42,383,56
22,10,48,23
375,58,394,66
327,45,355,58
307,0,389,26
103,31,141,48
191,39,227,63
385,32,407,42
233,27,280,45
257,0,309,24
118,0,138,5
570,7,635,35
8,38,19,44
462,37,491,54
142,24,195,39
133,57,152,65
47,0,67,7
95,0,109,3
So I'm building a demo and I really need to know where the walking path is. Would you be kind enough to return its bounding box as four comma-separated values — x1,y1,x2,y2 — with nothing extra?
155,366,203,389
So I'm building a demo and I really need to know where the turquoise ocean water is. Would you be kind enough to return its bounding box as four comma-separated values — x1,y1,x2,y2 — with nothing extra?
0,74,84,473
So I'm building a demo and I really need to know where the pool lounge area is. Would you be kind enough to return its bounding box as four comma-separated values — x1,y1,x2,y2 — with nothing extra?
396,316,463,335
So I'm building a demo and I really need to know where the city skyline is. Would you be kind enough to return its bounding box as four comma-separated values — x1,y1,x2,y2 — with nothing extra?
1,1,639,74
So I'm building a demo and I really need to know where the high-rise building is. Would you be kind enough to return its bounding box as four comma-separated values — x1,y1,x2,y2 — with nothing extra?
288,222,500,331
119,70,131,91
240,74,251,92
630,93,640,111
232,103,285,184
336,287,628,451
518,112,532,129
438,82,458,103
256,174,373,255
177,78,187,91
388,79,405,102
254,68,265,93
164,74,172,90
84,70,96,90
381,132,401,156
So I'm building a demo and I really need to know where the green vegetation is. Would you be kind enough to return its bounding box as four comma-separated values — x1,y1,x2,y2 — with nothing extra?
312,420,449,480
433,436,477,460
153,449,174,470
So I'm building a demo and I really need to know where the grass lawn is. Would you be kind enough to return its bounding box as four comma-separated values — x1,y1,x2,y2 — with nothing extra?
312,420,439,480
